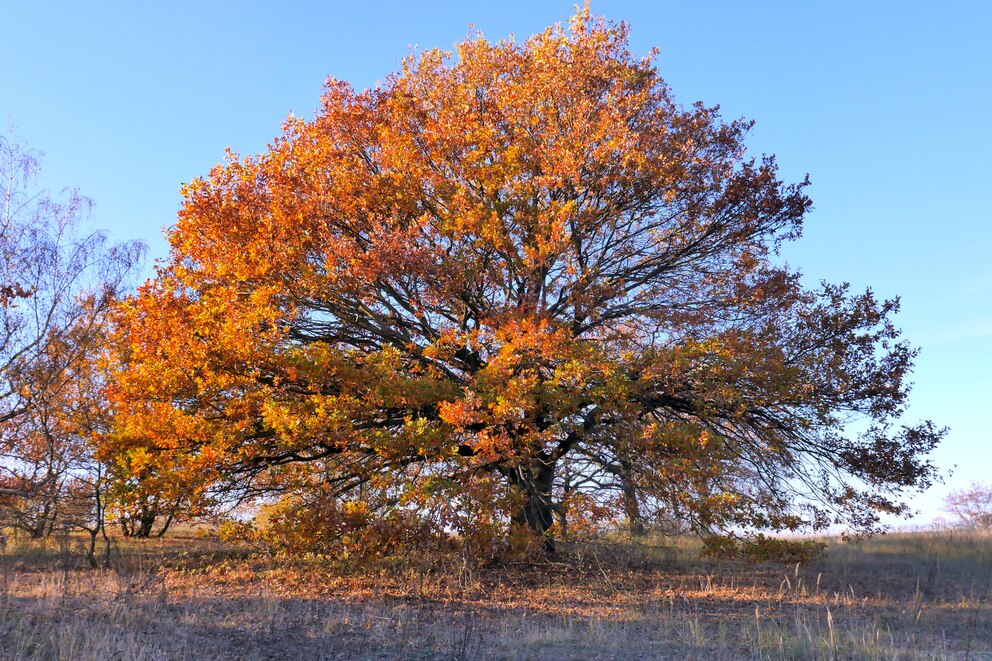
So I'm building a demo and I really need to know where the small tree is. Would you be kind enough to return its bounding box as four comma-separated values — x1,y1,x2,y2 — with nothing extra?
0,132,143,540
943,482,992,530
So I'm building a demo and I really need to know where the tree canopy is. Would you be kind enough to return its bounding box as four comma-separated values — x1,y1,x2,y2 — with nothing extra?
108,11,943,555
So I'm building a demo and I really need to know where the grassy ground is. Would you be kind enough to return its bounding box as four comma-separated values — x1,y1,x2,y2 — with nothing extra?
0,529,990,660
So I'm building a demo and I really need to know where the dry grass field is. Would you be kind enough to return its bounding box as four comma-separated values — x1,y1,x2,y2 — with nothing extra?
0,529,990,660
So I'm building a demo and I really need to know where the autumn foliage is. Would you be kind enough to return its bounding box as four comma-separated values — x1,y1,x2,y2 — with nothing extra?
105,11,942,558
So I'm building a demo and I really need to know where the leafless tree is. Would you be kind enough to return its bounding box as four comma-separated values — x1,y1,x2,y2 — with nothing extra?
943,482,992,530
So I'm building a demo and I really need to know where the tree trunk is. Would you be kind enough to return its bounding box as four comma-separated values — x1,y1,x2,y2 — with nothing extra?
136,509,157,537
555,468,572,541
121,504,159,538
155,511,175,538
508,456,557,553
29,500,54,539
619,458,646,538
85,528,98,568
30,516,47,539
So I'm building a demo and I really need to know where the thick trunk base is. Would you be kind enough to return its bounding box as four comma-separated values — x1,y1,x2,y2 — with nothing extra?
508,456,557,554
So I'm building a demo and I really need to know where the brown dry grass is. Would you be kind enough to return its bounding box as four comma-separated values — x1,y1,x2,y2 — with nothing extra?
0,529,990,659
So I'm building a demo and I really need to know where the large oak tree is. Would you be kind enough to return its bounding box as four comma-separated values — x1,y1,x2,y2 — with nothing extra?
109,12,942,552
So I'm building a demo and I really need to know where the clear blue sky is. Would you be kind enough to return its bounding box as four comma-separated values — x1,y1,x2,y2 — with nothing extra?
3,1,989,525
